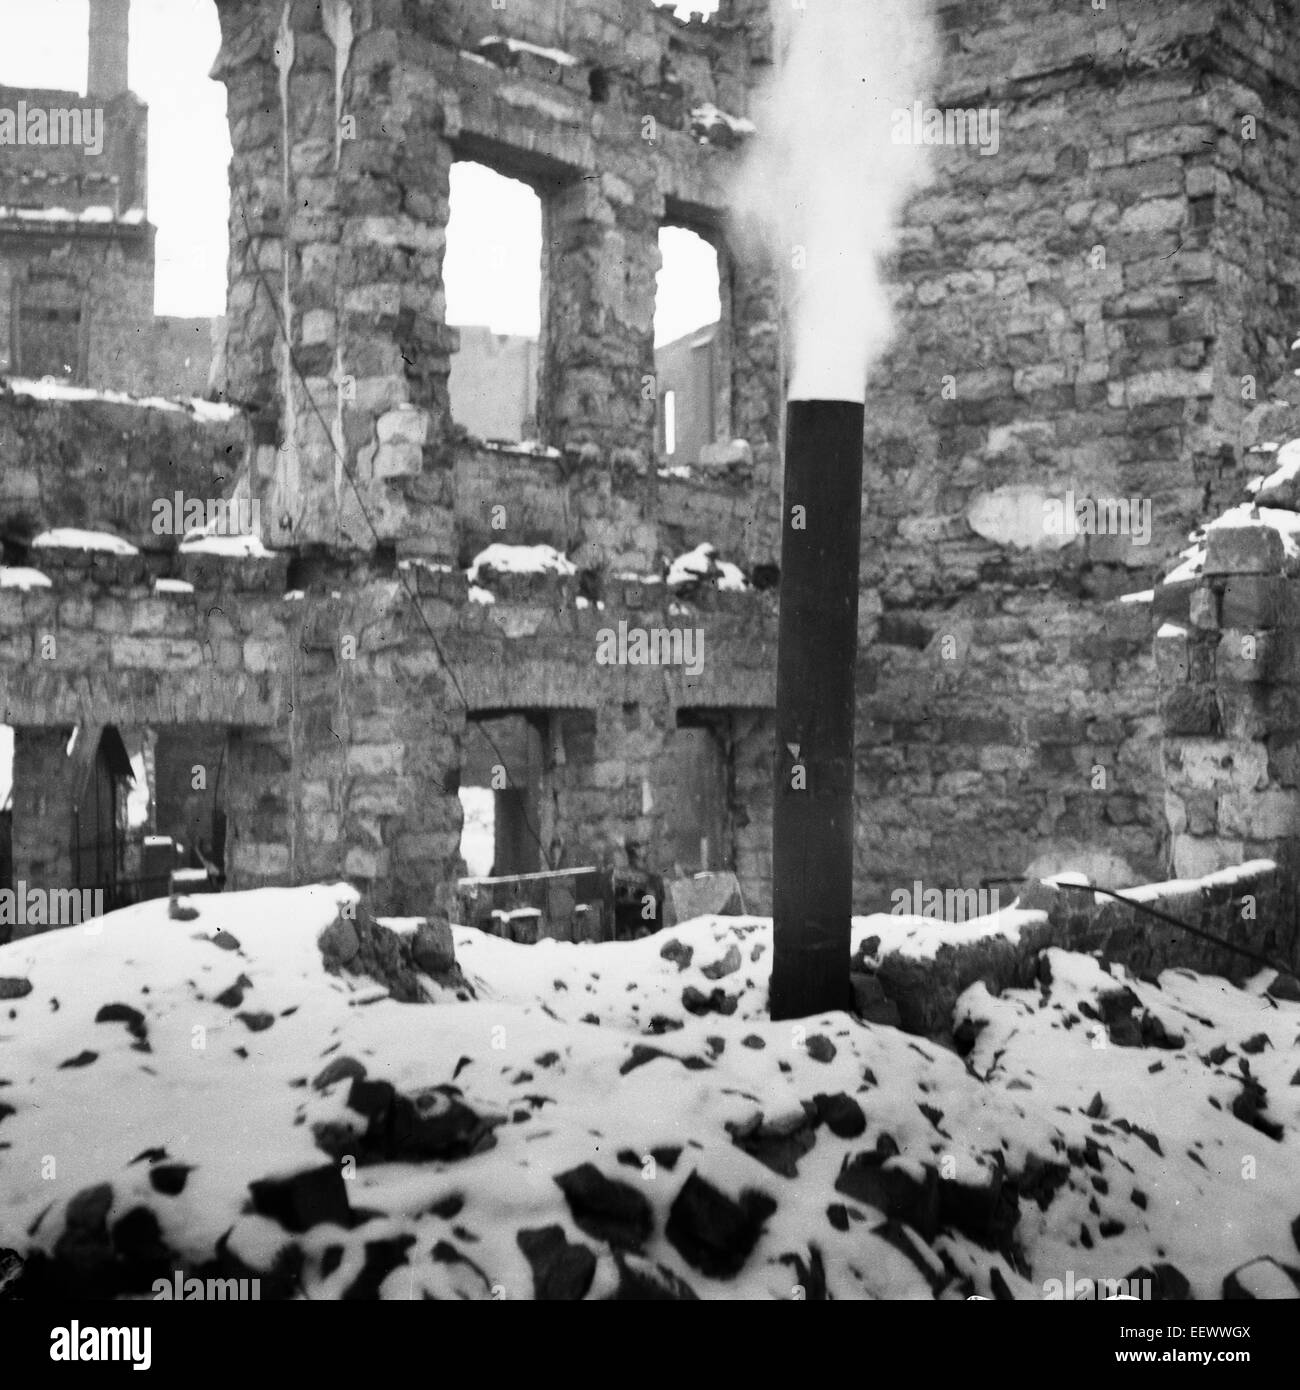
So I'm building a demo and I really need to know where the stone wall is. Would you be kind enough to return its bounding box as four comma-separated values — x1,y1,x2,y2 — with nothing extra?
0,223,156,389
0,402,781,921
0,83,169,393
0,383,247,549
871,860,1297,1037
856,0,1300,904
1153,515,1300,883
0,87,148,215
4,0,1300,933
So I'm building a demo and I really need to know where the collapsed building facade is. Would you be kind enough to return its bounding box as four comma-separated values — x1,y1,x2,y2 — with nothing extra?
0,0,1297,962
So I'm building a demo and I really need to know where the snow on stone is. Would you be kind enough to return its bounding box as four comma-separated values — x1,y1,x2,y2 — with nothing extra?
1205,501,1300,549
478,35,579,66
1248,437,1300,509
179,532,272,558
1162,550,1203,585
690,103,756,138
468,585,497,605
467,543,577,584
153,578,195,595
1162,494,1300,590
397,558,453,575
2,374,240,421
953,946,1300,1296
482,438,561,458
0,205,144,225
667,542,747,591
1,885,1296,1300
0,566,52,589
32,528,138,555
849,905,1047,964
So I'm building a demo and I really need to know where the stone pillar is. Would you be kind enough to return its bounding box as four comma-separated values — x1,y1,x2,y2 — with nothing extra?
213,0,286,417
542,173,658,457
1156,517,1300,882
10,727,77,937
214,3,457,555
541,168,662,575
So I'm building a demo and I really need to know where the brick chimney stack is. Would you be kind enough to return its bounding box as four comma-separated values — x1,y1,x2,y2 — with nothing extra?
87,0,130,97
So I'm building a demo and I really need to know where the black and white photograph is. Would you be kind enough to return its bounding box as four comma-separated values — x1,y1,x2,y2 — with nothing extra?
0,0,1296,1355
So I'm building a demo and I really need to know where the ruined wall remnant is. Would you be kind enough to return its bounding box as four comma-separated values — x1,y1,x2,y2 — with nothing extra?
1152,419,1300,885
857,0,1300,902
211,0,779,560
3,0,1300,928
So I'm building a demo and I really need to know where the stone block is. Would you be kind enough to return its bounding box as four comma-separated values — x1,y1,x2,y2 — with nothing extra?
1188,586,1219,630
1215,630,1275,684
1171,834,1243,880
344,846,385,879
377,406,430,447
1218,789,1300,841
373,441,424,479
697,440,753,469
1161,687,1219,736
230,843,291,878
243,638,285,673
1204,525,1285,577
1151,577,1196,624
1216,685,1269,741
112,637,204,670
345,744,403,777
413,918,456,974
1153,623,1190,684
1169,739,1267,793
1221,576,1290,630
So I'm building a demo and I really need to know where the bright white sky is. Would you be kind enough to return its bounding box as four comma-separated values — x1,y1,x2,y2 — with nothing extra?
0,0,720,341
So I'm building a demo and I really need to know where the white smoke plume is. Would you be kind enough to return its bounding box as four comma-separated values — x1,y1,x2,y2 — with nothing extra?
734,0,939,403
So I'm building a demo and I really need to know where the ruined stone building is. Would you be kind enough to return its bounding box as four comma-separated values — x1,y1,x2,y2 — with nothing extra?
0,0,219,396
0,0,1298,958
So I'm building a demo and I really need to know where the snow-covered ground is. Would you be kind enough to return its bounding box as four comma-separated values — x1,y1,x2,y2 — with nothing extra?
0,884,1296,1300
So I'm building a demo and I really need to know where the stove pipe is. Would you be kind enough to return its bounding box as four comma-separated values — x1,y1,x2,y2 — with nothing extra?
769,399,866,1021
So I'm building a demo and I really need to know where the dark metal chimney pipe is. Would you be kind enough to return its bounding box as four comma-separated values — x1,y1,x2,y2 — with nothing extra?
769,399,865,1021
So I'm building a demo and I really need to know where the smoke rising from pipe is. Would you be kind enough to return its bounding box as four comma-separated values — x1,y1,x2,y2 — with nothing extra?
735,0,938,403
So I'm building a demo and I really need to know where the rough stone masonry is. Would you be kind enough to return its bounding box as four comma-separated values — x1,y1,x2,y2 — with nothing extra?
1,0,1299,934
